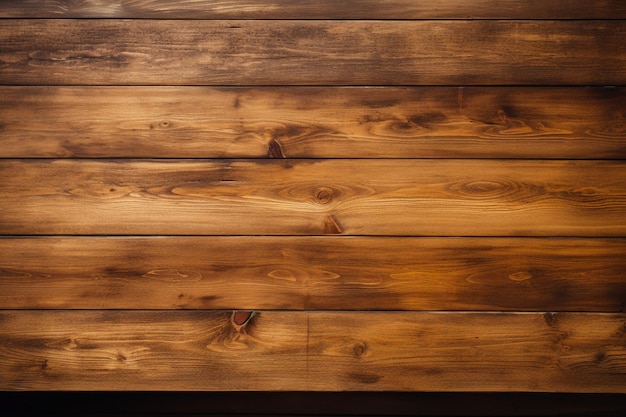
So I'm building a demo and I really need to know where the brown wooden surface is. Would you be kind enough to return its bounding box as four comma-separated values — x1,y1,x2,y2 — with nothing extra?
1,159,624,236
1,237,624,311
2,86,624,159
1,20,625,86
1,0,625,19
1,311,625,392
2,0,625,400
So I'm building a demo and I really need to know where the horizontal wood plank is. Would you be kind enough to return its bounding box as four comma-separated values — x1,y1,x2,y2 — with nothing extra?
2,87,625,159
2,0,625,19
306,312,626,392
1,311,625,392
1,237,624,311
1,159,624,236
1,20,625,86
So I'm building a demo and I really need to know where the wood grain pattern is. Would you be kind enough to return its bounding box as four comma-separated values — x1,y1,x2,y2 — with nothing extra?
2,0,625,399
1,311,624,392
1,20,625,86
306,312,626,392
1,0,624,19
0,310,307,391
1,159,624,236
1,237,624,311
2,86,624,159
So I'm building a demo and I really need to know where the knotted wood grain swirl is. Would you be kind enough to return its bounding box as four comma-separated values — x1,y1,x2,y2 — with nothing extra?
1,159,624,236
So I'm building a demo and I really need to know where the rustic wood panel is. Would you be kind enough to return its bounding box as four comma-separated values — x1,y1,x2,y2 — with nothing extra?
1,237,624,311
2,0,625,401
0,310,306,391
2,86,624,159
306,312,626,392
1,311,625,392
1,159,624,236
1,0,625,19
1,20,625,86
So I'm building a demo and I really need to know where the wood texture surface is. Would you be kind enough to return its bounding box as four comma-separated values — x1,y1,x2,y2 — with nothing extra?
0,237,626,312
1,237,624,311
1,311,625,392
1,159,624,236
2,0,625,399
2,0,625,19
2,86,624,159
1,20,625,86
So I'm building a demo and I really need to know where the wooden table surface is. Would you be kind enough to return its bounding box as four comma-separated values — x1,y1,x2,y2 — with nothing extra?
1,1,625,413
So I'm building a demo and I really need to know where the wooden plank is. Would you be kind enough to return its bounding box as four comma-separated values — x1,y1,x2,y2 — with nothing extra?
1,0,625,19
1,237,624,311
1,159,624,236
1,20,625,86
306,312,626,392
2,86,625,159
0,310,307,391
1,311,625,392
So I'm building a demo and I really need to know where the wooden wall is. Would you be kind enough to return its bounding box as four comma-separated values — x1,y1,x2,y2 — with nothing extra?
1,0,625,406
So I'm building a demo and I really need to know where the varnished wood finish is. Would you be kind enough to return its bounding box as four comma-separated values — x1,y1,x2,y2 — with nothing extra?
1,0,625,19
306,312,626,392
1,159,624,236
1,20,625,86
2,0,625,401
1,311,625,392
1,237,624,311
2,87,624,159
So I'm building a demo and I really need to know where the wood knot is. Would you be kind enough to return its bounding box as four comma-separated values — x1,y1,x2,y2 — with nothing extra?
315,187,334,204
544,312,556,325
232,310,255,328
594,351,606,363
353,341,368,358
268,139,285,158
159,120,170,128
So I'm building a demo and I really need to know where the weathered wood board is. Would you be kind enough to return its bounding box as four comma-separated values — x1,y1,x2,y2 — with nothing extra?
1,237,624,311
2,0,626,19
1,159,624,236
1,20,625,85
2,87,624,159
1,0,624,399
1,311,624,392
